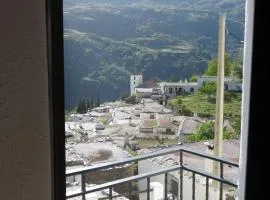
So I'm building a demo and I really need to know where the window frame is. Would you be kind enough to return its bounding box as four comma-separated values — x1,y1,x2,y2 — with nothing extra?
46,0,65,199
46,0,268,199
239,0,268,199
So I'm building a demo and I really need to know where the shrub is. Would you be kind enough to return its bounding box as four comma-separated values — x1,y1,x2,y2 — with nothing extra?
187,121,240,143
232,117,241,138
187,134,207,143
171,97,193,116
196,121,215,139
199,83,216,102
120,92,129,101
197,113,212,118
125,95,136,104
190,75,199,82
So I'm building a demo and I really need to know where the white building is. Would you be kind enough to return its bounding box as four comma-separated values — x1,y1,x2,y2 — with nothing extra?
135,88,153,102
112,109,132,125
197,75,242,92
158,81,198,97
156,117,175,135
70,114,92,122
140,111,156,120
91,106,110,113
130,74,143,95
132,74,242,102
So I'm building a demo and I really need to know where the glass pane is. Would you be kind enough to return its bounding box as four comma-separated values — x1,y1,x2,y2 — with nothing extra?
64,0,246,199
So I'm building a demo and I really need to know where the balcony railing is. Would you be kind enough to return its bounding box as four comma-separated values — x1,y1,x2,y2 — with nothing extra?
66,146,239,200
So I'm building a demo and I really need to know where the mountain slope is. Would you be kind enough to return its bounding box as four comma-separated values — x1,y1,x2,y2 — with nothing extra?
64,0,245,108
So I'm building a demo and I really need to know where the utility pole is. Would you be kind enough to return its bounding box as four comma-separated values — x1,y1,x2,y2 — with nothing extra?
213,13,226,189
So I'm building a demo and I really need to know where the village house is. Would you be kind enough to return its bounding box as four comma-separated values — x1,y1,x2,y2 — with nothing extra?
139,119,157,134
70,113,92,122
134,88,153,102
158,81,198,97
112,109,132,125
197,75,242,92
140,110,156,120
156,118,175,135
130,74,242,102
91,106,110,113
133,78,161,102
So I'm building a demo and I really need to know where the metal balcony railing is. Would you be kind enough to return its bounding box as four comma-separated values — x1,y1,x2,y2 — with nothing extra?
66,146,239,200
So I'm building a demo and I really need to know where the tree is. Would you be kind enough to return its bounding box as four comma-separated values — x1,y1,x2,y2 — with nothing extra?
91,96,94,108
169,97,192,116
96,90,100,107
86,100,91,110
205,53,242,78
120,91,129,101
230,61,243,79
81,99,87,113
76,99,82,113
190,75,199,82
188,120,238,142
199,82,216,101
196,120,215,139
174,98,185,113
175,98,183,105
125,95,136,104
205,58,219,76
76,99,87,114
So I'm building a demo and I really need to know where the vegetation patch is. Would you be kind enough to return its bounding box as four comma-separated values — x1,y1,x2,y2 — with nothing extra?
170,92,241,119
136,137,178,149
186,120,240,143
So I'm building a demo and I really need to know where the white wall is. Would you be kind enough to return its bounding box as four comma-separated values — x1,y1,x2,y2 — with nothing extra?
140,112,156,120
130,75,143,95
0,0,51,199
164,85,197,95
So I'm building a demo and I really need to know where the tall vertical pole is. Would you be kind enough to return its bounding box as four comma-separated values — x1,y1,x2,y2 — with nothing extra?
213,13,226,186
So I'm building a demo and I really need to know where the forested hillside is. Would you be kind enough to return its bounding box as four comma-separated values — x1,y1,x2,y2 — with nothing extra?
64,0,245,108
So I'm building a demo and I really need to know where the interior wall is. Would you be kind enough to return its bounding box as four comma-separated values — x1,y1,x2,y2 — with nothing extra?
0,0,51,199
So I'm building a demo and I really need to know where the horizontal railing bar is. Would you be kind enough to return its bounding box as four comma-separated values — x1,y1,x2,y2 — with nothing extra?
181,148,239,167
66,164,238,199
66,146,239,176
66,146,182,176
98,189,154,200
66,165,181,199
182,166,238,187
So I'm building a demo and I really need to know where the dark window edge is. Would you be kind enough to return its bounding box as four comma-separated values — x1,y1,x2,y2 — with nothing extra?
46,0,66,200
244,0,268,199
43,0,270,199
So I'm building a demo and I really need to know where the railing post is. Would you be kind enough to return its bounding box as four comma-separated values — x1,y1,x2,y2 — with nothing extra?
206,177,209,200
192,172,195,200
179,150,183,200
164,173,168,200
135,161,139,200
135,161,138,175
147,177,150,200
220,162,224,200
128,182,132,200
109,186,113,200
81,173,86,200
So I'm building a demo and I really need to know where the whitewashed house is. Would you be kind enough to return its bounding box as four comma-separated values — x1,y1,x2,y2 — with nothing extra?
158,81,198,97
